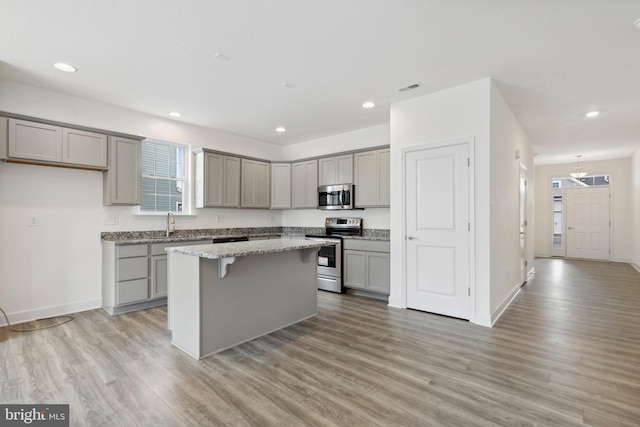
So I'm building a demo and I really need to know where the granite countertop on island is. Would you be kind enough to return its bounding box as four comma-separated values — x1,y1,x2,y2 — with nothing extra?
165,238,336,259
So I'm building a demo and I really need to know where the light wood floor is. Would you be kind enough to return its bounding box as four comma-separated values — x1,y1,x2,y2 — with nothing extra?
2,258,640,426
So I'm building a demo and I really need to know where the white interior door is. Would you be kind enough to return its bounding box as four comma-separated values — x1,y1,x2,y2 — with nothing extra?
405,142,471,319
566,187,610,260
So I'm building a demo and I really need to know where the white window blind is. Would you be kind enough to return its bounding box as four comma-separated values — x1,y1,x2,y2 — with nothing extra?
141,139,186,212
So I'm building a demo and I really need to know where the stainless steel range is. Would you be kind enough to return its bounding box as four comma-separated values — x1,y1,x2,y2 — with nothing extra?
306,217,363,293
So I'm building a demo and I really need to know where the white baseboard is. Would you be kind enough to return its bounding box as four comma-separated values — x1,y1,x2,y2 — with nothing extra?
631,263,640,274
611,257,632,263
387,295,406,308
0,299,101,327
488,282,522,327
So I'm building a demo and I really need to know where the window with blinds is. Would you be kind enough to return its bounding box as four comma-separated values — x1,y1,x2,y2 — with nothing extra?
141,139,186,212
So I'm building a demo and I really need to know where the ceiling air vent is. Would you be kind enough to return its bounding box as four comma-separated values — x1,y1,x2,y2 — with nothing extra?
397,83,421,92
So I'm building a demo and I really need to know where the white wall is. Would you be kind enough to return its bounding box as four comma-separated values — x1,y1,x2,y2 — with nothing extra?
488,81,534,321
389,79,492,325
632,150,640,271
534,157,632,263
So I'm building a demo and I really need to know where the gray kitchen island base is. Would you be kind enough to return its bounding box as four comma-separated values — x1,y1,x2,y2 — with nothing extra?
168,246,319,359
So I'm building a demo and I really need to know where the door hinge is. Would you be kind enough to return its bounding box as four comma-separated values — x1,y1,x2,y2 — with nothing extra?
525,260,528,267
468,288,471,296
525,220,528,227
468,223,471,231
467,158,470,167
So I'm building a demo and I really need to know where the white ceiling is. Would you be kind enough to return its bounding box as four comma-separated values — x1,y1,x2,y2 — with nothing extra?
2,0,640,164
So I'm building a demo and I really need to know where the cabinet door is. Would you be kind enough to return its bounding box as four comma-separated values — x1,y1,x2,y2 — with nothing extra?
104,136,141,205
378,149,390,206
366,252,390,294
344,250,366,289
0,117,7,160
336,154,353,184
256,161,270,208
241,159,257,207
291,162,307,208
203,152,224,206
318,157,336,186
62,128,107,168
8,119,62,162
354,151,378,207
304,160,318,208
151,255,168,298
223,156,241,207
271,163,291,209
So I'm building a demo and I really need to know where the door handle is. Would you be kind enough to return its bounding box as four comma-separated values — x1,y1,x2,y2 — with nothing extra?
407,235,416,240
568,227,573,230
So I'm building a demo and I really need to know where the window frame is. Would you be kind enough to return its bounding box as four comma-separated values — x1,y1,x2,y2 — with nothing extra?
139,138,191,215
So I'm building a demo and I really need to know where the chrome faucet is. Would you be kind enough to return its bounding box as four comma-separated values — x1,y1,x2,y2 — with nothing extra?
166,212,175,237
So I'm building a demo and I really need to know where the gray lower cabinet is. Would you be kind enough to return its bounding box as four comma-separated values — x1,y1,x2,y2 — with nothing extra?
102,240,203,315
343,239,390,295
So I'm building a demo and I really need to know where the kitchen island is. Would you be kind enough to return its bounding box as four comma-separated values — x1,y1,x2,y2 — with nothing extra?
165,238,334,359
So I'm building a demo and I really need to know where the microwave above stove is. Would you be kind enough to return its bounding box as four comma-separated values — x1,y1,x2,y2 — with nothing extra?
318,184,355,210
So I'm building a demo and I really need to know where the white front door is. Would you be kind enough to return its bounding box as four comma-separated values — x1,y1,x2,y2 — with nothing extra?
566,187,610,260
405,142,471,319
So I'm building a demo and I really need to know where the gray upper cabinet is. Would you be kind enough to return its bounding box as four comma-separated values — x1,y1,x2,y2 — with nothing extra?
318,154,353,186
292,160,318,209
0,117,7,160
270,163,291,209
103,136,142,205
241,159,270,208
8,119,62,163
354,148,390,207
194,149,241,208
62,128,107,168
7,118,108,169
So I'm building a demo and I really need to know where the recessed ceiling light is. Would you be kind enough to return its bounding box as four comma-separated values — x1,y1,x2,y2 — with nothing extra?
362,101,375,109
168,111,182,118
585,111,600,118
54,62,77,73
275,127,286,133
633,18,640,29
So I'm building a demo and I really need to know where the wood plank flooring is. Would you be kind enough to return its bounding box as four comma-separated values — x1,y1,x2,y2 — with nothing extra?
1,258,640,426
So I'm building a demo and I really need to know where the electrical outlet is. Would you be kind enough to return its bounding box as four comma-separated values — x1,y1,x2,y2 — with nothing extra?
104,215,119,225
28,215,39,227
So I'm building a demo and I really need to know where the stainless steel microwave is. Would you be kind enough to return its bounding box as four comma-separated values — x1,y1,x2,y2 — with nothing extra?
318,184,355,210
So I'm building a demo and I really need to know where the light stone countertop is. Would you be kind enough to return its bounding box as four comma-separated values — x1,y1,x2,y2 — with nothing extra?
165,238,336,259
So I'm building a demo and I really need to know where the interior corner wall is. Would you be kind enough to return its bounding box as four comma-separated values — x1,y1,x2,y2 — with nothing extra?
389,78,492,325
534,157,633,262
630,150,640,270
488,82,534,323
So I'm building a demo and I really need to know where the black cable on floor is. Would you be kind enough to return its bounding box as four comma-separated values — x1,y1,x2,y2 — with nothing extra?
0,306,73,332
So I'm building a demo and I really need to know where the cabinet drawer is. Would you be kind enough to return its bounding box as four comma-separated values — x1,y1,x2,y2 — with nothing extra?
116,244,148,258
117,256,148,281
116,279,149,305
343,239,389,252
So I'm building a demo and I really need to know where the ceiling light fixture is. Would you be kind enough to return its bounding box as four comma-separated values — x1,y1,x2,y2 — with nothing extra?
54,62,77,72
168,111,182,118
585,111,600,118
569,155,587,178
362,101,375,109
275,127,286,133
